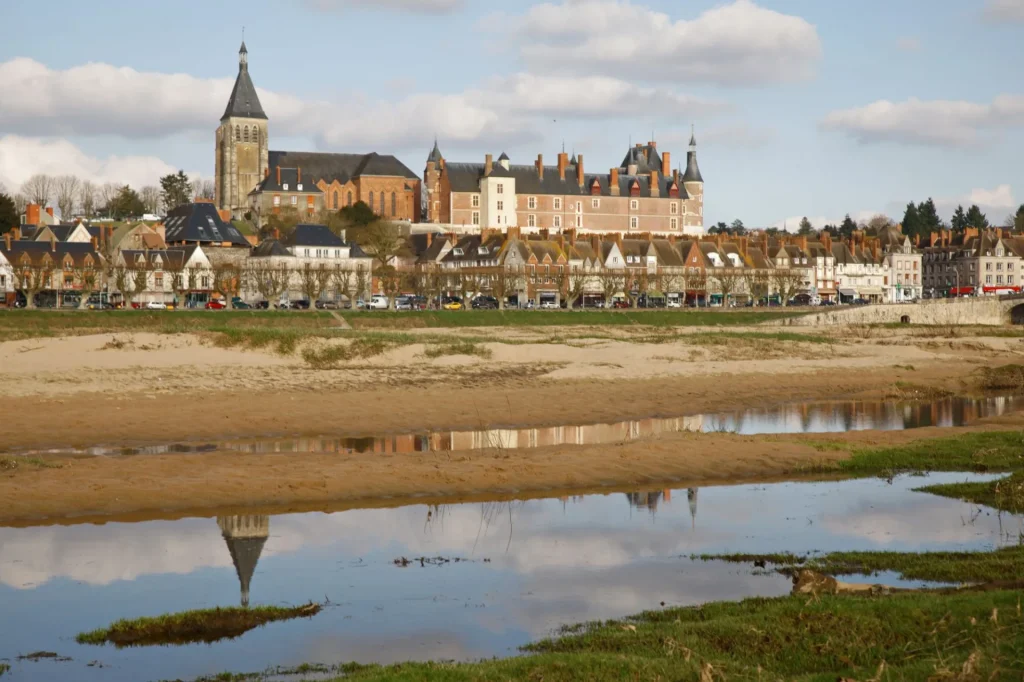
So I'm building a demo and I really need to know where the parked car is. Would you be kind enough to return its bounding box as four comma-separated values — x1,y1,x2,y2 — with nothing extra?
395,296,414,311
87,301,113,310
367,295,389,310
539,300,558,309
145,301,167,310
471,296,498,310
852,298,871,305
255,300,271,309
205,300,226,310
612,300,631,309
442,296,463,311
290,299,311,310
314,300,338,310
819,300,837,306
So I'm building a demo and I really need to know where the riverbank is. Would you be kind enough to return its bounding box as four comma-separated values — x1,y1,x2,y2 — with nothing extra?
1,322,1022,523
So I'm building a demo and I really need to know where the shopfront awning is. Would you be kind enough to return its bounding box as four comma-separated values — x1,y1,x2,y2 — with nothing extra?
859,287,883,296
839,288,856,296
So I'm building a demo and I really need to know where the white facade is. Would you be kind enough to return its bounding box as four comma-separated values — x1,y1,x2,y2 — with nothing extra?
479,176,517,229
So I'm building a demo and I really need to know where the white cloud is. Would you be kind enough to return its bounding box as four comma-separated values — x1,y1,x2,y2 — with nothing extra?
304,0,463,12
821,95,1024,146
982,0,1024,22
510,0,822,85
0,135,189,192
934,184,1017,218
770,211,880,231
895,36,921,52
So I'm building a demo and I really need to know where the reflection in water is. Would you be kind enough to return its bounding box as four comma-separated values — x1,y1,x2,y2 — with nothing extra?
21,394,1022,459
0,474,1021,682
217,515,269,607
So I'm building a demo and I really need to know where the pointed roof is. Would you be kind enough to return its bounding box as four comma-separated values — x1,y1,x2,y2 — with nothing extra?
498,151,510,162
224,535,267,607
689,130,697,147
427,139,443,164
222,44,267,121
683,149,703,183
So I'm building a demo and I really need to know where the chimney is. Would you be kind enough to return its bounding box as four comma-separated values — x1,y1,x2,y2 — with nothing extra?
91,236,98,250
265,167,270,178
576,154,584,187
297,167,302,184
485,154,493,176
273,227,280,240
276,166,281,185
799,236,807,252
649,171,659,197
540,228,550,240
591,234,601,253
25,204,40,226
740,236,749,257
636,143,643,148
536,154,544,180
426,232,432,248
12,226,21,241
45,207,54,218
661,151,671,177
558,152,568,181
557,234,565,251
609,168,620,196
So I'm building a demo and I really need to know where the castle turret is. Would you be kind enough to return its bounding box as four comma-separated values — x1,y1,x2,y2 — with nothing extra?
682,127,704,232
424,139,445,223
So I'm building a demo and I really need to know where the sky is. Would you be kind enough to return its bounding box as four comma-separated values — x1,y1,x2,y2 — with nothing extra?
0,0,1022,229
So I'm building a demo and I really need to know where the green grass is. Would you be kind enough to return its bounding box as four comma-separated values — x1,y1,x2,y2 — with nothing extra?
918,470,1024,514
75,603,321,647
300,337,401,369
422,341,493,359
0,456,64,472
347,308,805,329
0,663,8,677
699,545,1024,585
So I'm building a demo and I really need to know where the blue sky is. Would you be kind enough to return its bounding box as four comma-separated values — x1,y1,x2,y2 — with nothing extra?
1,0,1021,228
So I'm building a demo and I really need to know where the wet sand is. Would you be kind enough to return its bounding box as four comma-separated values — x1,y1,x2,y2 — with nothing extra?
0,327,1020,524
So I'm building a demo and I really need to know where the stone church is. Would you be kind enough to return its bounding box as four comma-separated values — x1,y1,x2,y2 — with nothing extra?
215,43,421,225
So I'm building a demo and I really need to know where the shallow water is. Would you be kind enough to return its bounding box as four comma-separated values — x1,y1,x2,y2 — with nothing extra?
17,394,1022,458
0,473,1020,682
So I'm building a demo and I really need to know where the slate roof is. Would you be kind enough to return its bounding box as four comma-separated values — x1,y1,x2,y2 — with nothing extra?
268,151,419,185
120,247,197,271
222,43,267,121
0,240,100,267
427,140,444,165
286,224,344,248
620,144,662,174
224,535,267,608
251,239,291,257
163,203,250,247
443,162,687,199
498,152,510,162
682,149,703,183
251,167,323,194
831,242,859,265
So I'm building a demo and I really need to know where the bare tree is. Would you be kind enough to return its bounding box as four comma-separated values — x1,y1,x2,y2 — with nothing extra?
743,270,771,304
13,193,28,215
329,265,354,307
598,268,624,308
378,266,404,310
689,269,708,306
74,258,102,309
298,263,330,309
359,221,406,270
79,181,97,219
862,214,896,233
12,254,53,309
54,175,81,219
624,269,648,308
192,177,215,201
353,264,370,305
713,268,744,306
21,174,55,207
140,186,162,215
211,262,241,309
565,265,589,309
772,269,805,306
490,266,522,310
98,183,121,217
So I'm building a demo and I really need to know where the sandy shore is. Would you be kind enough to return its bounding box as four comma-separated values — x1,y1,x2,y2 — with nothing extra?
1,325,1020,524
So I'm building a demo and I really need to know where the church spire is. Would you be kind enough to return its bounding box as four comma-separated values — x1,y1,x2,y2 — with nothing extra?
222,41,266,121
239,40,248,70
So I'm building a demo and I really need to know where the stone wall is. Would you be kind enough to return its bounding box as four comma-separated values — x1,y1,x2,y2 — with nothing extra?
774,297,1014,327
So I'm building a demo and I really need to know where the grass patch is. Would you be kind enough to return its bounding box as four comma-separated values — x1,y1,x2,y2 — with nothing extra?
300,337,401,369
700,545,1024,584
0,456,64,472
422,341,493,359
836,431,1024,477
0,663,8,677
76,603,320,647
919,470,1024,514
884,381,953,401
980,364,1024,391
319,589,1022,681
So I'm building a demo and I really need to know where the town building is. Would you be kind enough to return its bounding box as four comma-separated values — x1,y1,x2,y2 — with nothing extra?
216,43,421,222
423,135,705,236
922,228,1023,296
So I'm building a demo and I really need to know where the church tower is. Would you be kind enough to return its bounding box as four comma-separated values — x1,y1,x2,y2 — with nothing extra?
682,127,704,232
217,515,270,607
215,42,269,218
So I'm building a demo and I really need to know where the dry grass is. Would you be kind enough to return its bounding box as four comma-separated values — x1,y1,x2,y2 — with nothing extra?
422,341,493,359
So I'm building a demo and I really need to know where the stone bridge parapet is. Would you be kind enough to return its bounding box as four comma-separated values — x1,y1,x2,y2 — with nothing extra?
772,297,1019,327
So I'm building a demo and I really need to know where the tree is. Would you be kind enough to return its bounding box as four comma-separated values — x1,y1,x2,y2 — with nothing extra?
246,260,291,306
353,264,370,304
565,265,589,308
708,221,728,235
54,175,81,219
797,217,815,236
378,265,405,310
108,186,145,220
211,262,241,309
950,205,969,233
713,268,744,304
624,268,648,308
266,207,302,241
359,221,406,270
899,202,920,238
743,270,770,304
338,200,378,227
1013,205,1024,233
916,198,942,239
329,265,354,306
772,268,804,306
965,204,989,230
12,254,53,309
140,186,161,215
79,181,97,219
12,193,28,215
21,174,54,207
97,183,120,218
839,214,858,239
160,171,192,212
0,192,17,234
729,219,747,235
74,259,102,310
114,255,150,307
491,266,522,310
298,263,331,308
598,268,624,308
192,177,215,201
169,268,194,309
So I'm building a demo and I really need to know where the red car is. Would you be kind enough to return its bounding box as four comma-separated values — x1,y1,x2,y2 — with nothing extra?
205,300,226,310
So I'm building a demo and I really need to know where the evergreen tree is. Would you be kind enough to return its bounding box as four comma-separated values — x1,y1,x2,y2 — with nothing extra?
797,216,815,235
729,219,746,235
338,200,378,227
950,205,968,233
1014,204,1024,233
916,198,941,239
0,192,17,234
160,171,193,211
964,204,989,230
901,202,921,238
108,186,145,220
839,214,857,238
708,221,728,234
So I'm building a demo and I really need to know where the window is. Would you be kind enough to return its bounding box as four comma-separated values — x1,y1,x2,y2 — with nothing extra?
380,193,385,215
471,211,480,225
452,248,464,256
369,192,374,209
528,214,536,227
670,203,678,214
1011,275,1016,284
592,198,600,209
630,199,638,210
333,191,339,209
154,273,163,287
297,184,303,191
986,275,992,284
253,128,259,143
997,262,1004,270
497,200,504,211
553,198,561,210
347,191,353,206
576,215,582,228
472,194,480,208
282,183,289,190
291,196,297,206
273,195,280,206
997,275,1004,284
897,262,903,270
202,276,210,288
528,196,536,209
497,184,504,194
630,216,638,229
243,126,249,142
391,192,397,216
553,215,561,228
670,217,678,230
235,126,241,142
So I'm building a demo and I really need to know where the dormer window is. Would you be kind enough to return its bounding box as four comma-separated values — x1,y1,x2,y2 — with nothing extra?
452,248,464,256
297,184,303,191
283,183,289,191
478,247,489,255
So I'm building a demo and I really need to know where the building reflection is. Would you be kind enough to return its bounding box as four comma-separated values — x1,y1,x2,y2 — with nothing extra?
217,515,269,607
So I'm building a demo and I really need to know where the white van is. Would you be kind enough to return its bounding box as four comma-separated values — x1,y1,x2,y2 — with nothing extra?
368,295,389,310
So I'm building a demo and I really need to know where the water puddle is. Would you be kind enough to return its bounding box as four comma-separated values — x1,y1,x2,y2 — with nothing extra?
14,394,1023,458
0,473,1020,681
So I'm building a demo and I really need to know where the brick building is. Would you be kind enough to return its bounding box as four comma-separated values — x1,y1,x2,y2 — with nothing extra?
216,43,421,222
424,135,705,236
